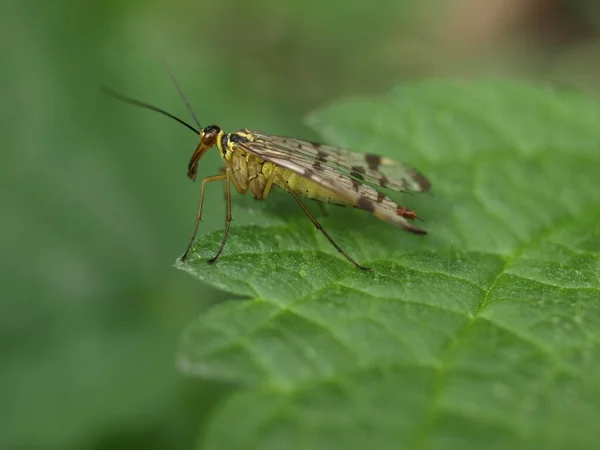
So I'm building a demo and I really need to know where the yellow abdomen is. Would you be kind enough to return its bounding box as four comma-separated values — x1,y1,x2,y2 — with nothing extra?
262,161,351,206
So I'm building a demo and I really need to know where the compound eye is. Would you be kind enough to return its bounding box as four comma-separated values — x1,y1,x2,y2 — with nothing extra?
202,131,216,146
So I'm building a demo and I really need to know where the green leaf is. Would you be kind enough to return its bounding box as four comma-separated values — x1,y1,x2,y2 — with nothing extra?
176,81,600,450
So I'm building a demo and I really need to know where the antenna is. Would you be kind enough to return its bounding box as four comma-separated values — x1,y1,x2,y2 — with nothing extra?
101,87,199,134
157,54,202,131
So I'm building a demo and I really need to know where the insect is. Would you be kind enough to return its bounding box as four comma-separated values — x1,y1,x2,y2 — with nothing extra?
104,65,430,271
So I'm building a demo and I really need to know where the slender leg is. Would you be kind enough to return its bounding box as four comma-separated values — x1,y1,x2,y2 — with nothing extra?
207,168,233,264
318,202,328,217
271,172,370,271
181,172,228,261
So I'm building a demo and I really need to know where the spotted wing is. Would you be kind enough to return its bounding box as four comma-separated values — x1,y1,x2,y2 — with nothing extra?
237,136,426,234
253,132,430,193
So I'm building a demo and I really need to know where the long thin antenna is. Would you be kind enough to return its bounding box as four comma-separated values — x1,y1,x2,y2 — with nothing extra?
157,54,202,131
102,87,199,134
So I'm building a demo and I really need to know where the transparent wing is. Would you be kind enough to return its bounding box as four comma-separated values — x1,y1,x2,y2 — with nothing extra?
236,136,426,234
252,132,430,193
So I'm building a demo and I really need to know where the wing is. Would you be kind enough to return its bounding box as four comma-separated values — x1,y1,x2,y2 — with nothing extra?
236,135,426,234
252,132,430,193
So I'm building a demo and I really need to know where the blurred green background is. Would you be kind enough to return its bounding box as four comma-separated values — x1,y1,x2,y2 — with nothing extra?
2,0,600,449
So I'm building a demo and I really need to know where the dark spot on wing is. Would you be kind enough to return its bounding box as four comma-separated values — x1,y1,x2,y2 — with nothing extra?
412,170,431,191
376,191,386,203
379,175,389,188
357,196,375,212
316,151,328,163
302,169,314,179
351,178,361,192
350,165,366,181
365,154,381,171
350,169,365,182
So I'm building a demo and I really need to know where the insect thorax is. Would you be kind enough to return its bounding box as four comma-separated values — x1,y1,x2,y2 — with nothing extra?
219,130,351,205
217,131,266,199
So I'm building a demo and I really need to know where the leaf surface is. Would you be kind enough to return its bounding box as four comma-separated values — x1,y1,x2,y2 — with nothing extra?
178,81,600,450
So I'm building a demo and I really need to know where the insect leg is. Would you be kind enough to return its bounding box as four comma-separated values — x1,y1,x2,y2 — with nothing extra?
272,173,370,271
317,202,328,217
207,168,233,264
261,169,279,200
181,172,228,261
